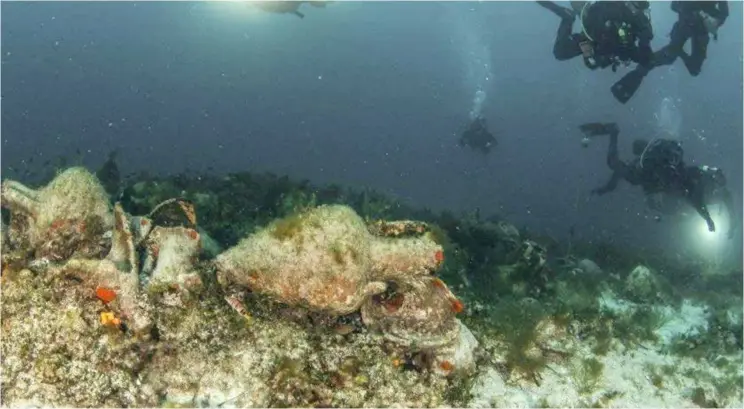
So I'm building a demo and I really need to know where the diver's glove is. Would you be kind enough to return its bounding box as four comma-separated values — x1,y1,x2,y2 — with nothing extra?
706,218,716,233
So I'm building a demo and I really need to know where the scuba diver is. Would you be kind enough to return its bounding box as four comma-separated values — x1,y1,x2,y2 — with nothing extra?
96,150,121,199
612,1,729,104
579,122,683,197
252,1,329,19
537,1,654,75
459,116,497,154
580,122,737,238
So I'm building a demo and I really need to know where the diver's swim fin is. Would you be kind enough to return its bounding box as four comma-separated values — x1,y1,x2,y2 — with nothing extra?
611,69,647,104
569,1,588,13
536,1,575,20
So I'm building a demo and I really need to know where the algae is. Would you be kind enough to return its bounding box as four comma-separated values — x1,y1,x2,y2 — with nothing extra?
573,357,604,395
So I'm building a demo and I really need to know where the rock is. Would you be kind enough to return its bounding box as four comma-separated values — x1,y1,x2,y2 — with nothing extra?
361,276,461,352
143,226,203,295
451,320,479,373
433,319,479,377
654,300,709,346
468,367,507,408
577,259,602,276
214,205,443,316
468,367,533,408
1,167,113,260
624,265,661,302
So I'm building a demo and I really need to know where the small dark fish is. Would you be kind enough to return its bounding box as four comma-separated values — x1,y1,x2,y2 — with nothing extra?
459,116,497,154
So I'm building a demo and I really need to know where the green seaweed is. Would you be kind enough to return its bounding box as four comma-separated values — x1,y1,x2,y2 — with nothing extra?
591,323,614,356
713,372,743,406
443,373,476,406
426,223,451,247
536,396,551,408
573,357,604,395
270,212,306,241
486,298,552,385
651,372,664,389
329,241,346,265
690,386,719,408
579,390,622,408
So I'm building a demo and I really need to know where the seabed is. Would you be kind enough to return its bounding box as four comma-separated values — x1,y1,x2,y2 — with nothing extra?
1,167,741,408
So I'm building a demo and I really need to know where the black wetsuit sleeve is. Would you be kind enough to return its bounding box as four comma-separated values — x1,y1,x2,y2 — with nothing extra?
593,172,621,195
686,178,716,232
691,193,715,231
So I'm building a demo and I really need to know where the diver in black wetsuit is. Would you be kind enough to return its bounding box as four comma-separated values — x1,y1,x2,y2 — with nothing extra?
459,116,497,154
537,1,654,73
581,122,737,238
612,1,729,103
660,1,729,75
579,122,682,196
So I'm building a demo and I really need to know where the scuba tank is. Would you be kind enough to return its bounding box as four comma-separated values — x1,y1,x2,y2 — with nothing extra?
639,139,685,193
639,139,684,170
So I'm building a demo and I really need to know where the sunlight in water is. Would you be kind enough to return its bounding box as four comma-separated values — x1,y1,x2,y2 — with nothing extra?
697,219,720,242
204,1,263,19
688,204,730,257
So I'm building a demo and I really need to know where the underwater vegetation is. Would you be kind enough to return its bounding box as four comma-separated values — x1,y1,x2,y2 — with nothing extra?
1,166,742,408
